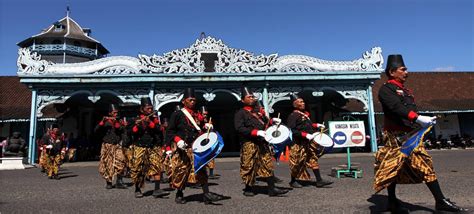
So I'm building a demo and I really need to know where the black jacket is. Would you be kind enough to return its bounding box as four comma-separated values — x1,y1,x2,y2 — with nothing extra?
131,115,163,148
42,133,63,155
378,82,418,132
234,107,269,144
166,109,203,147
287,110,316,144
94,119,124,145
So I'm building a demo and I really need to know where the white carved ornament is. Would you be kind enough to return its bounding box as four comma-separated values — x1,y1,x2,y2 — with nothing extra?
36,89,150,117
17,36,383,75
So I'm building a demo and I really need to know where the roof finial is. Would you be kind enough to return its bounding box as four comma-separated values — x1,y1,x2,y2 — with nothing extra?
199,32,206,40
66,5,70,17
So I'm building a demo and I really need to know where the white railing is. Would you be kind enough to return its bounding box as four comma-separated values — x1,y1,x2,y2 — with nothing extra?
31,44,97,57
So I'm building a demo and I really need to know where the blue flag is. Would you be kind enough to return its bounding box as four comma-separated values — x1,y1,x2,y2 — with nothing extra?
400,126,433,157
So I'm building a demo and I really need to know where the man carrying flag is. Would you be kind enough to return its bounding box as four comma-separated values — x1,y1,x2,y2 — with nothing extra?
374,54,467,213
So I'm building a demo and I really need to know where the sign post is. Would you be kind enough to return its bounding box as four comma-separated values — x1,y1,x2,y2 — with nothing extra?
329,121,365,179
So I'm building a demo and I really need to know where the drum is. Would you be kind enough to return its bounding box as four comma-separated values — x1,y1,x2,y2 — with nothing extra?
312,133,334,157
192,132,224,173
265,125,292,159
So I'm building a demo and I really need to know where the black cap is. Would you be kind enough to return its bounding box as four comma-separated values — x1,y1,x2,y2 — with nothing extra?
183,88,196,99
289,93,302,103
140,97,152,107
109,104,118,112
241,87,254,99
385,54,406,75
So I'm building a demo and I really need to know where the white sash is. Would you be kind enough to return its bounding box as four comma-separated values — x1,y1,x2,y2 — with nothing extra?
181,108,201,131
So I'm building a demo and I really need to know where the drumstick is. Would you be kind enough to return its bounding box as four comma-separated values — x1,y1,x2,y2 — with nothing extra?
276,113,281,129
319,122,325,140
206,117,213,140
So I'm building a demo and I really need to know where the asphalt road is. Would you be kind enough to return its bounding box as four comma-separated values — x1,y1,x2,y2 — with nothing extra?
1,149,473,213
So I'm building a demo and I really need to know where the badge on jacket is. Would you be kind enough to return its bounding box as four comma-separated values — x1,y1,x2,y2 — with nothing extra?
396,90,404,96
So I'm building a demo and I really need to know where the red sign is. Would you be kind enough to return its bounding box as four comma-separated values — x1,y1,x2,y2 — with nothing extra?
351,131,364,144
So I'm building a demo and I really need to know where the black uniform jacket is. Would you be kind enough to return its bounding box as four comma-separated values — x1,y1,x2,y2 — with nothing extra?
287,110,317,144
94,118,124,145
131,114,162,148
234,106,269,144
166,108,203,147
42,132,63,155
378,80,419,132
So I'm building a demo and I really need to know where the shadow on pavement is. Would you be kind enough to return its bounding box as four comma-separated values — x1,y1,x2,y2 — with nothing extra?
245,185,291,197
367,194,435,213
182,192,231,205
58,174,78,179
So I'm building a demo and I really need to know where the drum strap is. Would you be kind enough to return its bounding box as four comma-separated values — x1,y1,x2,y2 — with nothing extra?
181,108,201,131
244,109,265,126
294,110,310,121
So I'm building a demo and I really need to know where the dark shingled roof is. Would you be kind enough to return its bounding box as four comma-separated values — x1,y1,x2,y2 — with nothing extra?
0,76,62,121
0,76,32,120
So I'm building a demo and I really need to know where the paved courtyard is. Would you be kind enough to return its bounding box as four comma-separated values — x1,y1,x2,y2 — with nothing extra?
1,149,473,213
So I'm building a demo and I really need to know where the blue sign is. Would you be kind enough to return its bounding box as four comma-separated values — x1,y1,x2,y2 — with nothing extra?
333,131,347,145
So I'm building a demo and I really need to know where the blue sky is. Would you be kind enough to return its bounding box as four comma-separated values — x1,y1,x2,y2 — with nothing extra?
0,0,472,76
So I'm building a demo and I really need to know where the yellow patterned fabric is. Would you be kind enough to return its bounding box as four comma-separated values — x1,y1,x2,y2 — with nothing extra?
161,149,172,177
39,148,47,170
186,149,198,184
207,159,215,170
98,143,126,182
171,148,207,189
45,153,61,177
130,146,163,188
240,141,273,186
289,142,319,181
123,146,134,168
374,131,437,193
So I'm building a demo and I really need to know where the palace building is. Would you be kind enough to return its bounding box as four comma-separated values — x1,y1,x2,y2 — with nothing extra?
4,13,473,164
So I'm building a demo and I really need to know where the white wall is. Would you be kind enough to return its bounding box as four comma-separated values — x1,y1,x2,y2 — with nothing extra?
434,114,461,138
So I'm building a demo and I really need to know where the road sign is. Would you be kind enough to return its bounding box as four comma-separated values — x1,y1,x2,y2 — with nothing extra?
329,121,366,148
333,131,347,145
351,131,364,144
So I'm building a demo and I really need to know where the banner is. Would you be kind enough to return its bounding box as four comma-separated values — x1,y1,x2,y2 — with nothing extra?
400,126,432,157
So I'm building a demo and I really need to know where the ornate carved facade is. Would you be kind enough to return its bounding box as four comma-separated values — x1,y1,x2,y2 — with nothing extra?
18,36,383,162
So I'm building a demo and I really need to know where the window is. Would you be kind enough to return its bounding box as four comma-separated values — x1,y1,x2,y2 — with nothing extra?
54,23,65,32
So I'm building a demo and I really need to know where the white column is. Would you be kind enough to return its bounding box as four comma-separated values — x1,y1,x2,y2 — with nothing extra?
28,90,38,165
262,85,270,117
367,85,378,152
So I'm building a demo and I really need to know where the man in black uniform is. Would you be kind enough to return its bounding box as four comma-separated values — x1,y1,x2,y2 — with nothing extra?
286,93,333,188
42,123,65,180
374,54,467,213
167,88,225,204
95,104,127,189
130,97,169,198
234,87,288,197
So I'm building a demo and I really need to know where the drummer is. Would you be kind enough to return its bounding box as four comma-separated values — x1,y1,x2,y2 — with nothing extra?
167,88,226,204
234,86,288,197
200,106,220,180
286,93,333,188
